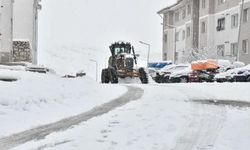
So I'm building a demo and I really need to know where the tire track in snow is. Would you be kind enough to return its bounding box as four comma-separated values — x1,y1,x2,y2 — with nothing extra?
172,102,227,150
0,86,144,150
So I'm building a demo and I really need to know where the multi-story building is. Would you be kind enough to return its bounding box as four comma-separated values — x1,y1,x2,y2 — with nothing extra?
158,0,250,64
13,0,42,64
0,0,14,63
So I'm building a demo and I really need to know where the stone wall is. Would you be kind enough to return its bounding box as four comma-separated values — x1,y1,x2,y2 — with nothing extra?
13,41,32,62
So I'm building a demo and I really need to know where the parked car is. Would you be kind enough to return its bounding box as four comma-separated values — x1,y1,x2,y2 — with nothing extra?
170,60,219,83
234,68,250,82
148,61,172,78
170,68,217,83
215,64,250,82
153,64,190,83
169,66,192,83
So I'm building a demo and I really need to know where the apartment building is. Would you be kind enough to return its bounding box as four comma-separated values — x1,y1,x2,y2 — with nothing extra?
158,0,250,64
0,0,13,63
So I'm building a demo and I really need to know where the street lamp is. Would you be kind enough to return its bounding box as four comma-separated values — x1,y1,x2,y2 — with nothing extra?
89,59,98,82
161,23,177,64
139,41,151,68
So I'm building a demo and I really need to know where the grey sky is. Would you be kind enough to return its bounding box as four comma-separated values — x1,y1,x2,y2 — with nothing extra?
38,0,176,60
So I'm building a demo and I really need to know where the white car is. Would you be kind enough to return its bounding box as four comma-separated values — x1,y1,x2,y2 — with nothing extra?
215,64,250,82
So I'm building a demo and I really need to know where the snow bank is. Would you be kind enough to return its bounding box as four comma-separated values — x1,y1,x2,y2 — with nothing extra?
0,70,126,137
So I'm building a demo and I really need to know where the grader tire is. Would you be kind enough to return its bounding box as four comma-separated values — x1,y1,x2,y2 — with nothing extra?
139,68,148,84
101,69,110,83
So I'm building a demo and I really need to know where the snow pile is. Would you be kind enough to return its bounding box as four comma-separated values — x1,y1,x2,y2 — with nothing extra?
0,69,126,137
0,69,22,81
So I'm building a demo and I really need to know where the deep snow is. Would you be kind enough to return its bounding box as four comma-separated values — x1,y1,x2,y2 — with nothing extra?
6,81,250,150
0,70,126,138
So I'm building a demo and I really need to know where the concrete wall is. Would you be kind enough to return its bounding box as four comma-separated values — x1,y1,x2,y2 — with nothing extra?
213,5,240,60
13,0,40,64
239,1,250,64
0,0,13,62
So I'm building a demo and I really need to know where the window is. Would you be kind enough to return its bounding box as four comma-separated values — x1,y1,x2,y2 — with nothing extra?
218,0,226,5
217,45,225,57
175,32,179,42
201,21,206,33
231,43,238,56
187,5,191,15
164,34,168,43
217,18,225,31
175,11,180,22
202,0,206,8
231,14,238,28
243,8,249,23
175,52,179,62
242,40,249,54
187,27,191,37
182,30,185,40
182,9,186,19
163,53,167,60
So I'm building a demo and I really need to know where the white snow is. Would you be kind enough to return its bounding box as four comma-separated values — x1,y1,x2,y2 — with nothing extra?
10,83,250,150
0,69,126,137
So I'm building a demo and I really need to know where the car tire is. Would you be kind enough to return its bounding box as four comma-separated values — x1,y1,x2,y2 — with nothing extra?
180,77,188,83
247,76,250,82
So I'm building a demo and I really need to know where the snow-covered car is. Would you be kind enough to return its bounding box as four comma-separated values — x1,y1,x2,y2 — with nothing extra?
170,60,220,83
170,69,217,83
215,64,250,82
148,61,172,78
168,65,192,83
153,64,190,83
217,59,232,72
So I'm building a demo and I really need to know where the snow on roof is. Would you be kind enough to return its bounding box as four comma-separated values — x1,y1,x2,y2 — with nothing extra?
158,0,184,14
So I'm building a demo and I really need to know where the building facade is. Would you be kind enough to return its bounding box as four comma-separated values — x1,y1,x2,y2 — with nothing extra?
158,0,250,64
0,0,41,64
0,0,13,63
13,0,42,64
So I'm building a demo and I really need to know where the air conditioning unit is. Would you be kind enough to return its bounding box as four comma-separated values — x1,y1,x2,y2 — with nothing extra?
37,4,42,10
216,26,221,31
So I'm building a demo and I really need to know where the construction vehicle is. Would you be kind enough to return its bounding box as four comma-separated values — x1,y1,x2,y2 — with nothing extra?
101,41,148,84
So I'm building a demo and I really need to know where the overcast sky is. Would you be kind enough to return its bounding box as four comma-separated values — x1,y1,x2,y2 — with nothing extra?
38,0,176,61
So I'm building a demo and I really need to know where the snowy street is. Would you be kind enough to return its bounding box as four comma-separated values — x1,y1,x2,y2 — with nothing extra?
0,86,143,150
1,0,250,149
1,73,250,150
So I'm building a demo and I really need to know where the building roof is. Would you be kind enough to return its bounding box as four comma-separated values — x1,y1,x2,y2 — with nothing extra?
157,0,183,14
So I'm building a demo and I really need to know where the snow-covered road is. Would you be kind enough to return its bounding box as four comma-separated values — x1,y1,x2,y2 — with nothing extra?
0,86,143,150
6,83,250,150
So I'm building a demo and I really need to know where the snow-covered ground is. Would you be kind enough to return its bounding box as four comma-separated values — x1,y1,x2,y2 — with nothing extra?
6,82,250,150
0,70,126,138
